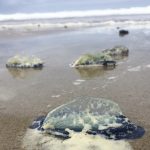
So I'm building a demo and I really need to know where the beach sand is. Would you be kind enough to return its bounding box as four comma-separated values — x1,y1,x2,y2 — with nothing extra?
0,27,150,150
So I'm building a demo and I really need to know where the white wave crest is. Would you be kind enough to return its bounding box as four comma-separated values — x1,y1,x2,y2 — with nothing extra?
1,20,150,32
0,6,150,21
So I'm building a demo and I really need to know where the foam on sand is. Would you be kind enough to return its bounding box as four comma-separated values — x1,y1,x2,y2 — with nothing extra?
51,95,61,98
127,66,141,72
22,129,132,150
146,64,150,68
73,79,85,85
108,76,117,80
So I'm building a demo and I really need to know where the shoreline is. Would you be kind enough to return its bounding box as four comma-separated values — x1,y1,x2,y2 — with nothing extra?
0,26,150,150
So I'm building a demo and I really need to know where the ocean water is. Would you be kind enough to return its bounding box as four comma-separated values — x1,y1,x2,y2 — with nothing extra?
1,6,150,32
1,5,150,20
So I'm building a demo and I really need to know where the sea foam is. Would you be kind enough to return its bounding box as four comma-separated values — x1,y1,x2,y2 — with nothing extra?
1,6,150,32
1,20,150,33
1,6,150,21
22,129,132,150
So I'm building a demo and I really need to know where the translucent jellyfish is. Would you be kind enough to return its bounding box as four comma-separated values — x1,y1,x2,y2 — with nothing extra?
6,55,43,68
29,97,144,140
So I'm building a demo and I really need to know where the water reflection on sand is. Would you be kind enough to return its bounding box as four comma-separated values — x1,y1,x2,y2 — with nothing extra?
75,66,115,79
7,68,43,79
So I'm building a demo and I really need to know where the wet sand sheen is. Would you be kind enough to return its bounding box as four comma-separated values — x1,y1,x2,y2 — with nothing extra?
0,27,150,149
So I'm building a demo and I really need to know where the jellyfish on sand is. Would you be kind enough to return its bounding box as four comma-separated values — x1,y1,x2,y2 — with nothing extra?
30,97,144,140
6,55,43,68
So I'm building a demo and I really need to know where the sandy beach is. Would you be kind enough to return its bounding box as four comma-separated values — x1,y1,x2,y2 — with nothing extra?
0,26,150,150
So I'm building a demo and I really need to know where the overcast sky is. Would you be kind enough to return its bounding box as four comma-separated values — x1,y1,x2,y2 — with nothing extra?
0,0,150,14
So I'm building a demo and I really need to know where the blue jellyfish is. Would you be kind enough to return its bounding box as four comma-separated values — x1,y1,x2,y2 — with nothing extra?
29,97,145,140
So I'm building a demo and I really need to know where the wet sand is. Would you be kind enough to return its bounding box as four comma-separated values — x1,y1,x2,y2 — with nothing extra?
0,27,150,150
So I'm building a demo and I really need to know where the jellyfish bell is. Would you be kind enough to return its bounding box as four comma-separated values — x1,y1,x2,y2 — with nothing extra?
6,55,44,68
29,97,145,140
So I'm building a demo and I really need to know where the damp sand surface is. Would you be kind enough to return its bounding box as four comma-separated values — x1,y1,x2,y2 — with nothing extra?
0,27,150,150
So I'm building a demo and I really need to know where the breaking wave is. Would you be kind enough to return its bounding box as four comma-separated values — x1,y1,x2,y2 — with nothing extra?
1,20,150,32
1,6,150,21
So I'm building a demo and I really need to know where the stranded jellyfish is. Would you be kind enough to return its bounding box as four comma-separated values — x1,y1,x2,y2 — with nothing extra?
29,97,144,140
